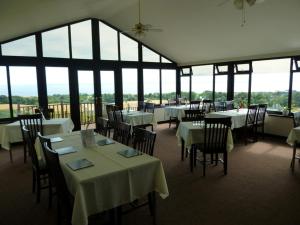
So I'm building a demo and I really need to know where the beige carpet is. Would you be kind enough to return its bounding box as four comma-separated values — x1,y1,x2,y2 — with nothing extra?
1,123,300,225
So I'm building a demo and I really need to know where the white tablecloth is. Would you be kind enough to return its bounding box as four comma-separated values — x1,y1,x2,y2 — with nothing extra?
35,132,169,225
209,109,248,129
287,126,300,145
164,105,190,121
176,121,234,151
122,111,157,128
0,118,74,150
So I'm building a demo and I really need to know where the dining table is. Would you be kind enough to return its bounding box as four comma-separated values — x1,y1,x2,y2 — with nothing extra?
287,126,300,170
164,105,190,121
209,108,248,129
122,110,157,128
35,131,169,225
0,118,74,151
176,121,234,171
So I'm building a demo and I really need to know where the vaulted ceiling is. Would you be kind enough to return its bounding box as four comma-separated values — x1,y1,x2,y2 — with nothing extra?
0,0,300,65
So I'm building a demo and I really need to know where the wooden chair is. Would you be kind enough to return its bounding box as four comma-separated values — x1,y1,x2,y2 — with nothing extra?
189,100,201,110
113,110,124,123
244,105,258,144
225,100,234,110
192,117,232,175
23,126,52,206
18,113,43,163
138,101,145,111
183,109,205,122
132,128,156,156
35,108,55,119
96,117,110,137
290,112,300,172
201,99,215,113
255,104,267,140
123,127,157,224
135,102,155,131
113,122,131,146
42,142,73,225
214,101,226,112
167,99,178,128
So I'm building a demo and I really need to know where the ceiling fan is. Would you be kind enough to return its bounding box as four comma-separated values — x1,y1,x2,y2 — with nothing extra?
125,0,162,38
219,0,265,26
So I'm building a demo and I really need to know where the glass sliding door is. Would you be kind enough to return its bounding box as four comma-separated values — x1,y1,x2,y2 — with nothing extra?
45,67,70,118
9,66,38,116
122,68,138,110
78,70,94,126
0,67,10,118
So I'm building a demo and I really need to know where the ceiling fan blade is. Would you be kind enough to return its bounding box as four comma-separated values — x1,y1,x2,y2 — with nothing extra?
148,28,163,32
246,0,256,6
217,0,230,7
233,0,244,10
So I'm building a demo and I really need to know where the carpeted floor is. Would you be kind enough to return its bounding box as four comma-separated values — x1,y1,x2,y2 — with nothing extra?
1,123,300,225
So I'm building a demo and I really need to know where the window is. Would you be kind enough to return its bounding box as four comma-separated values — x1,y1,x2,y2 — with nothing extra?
162,69,176,103
161,57,172,63
192,65,213,100
180,76,190,100
99,22,118,60
1,36,36,57
120,34,138,61
0,67,10,118
215,75,228,101
292,72,300,111
100,71,115,104
142,46,159,62
71,21,92,59
78,71,94,124
143,69,160,103
251,59,290,110
9,66,38,116
42,27,69,58
234,74,249,106
122,68,138,108
45,67,70,118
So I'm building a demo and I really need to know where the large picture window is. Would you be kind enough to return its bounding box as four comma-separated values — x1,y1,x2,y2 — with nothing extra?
0,67,10,118
162,69,176,103
192,65,213,100
251,59,290,110
122,68,138,108
143,69,160,103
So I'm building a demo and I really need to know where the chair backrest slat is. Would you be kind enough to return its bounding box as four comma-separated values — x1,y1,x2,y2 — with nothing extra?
204,117,231,154
22,126,40,170
96,117,109,136
132,128,156,156
245,105,258,125
113,122,131,146
19,113,43,145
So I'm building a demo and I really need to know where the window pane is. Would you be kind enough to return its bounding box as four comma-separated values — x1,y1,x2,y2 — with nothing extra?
99,22,118,60
9,66,38,116
192,65,213,100
234,74,249,106
215,75,227,101
46,67,70,118
122,68,138,108
120,34,138,61
42,27,69,58
100,71,115,104
236,63,250,72
161,57,171,63
217,65,228,73
142,46,159,62
162,69,176,103
292,72,300,111
181,76,189,100
0,67,10,118
71,21,92,59
144,69,160,103
78,71,94,125
1,36,36,57
251,59,290,110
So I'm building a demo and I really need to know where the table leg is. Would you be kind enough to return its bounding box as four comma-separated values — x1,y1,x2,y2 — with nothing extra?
291,141,297,172
181,138,185,161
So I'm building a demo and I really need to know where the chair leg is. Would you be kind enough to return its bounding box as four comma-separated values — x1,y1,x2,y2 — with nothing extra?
224,152,228,175
181,139,185,161
291,144,297,172
36,175,41,203
148,192,156,225
32,170,36,193
48,180,52,209
190,147,194,172
24,144,27,163
203,153,206,176
169,117,171,128
9,150,13,163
